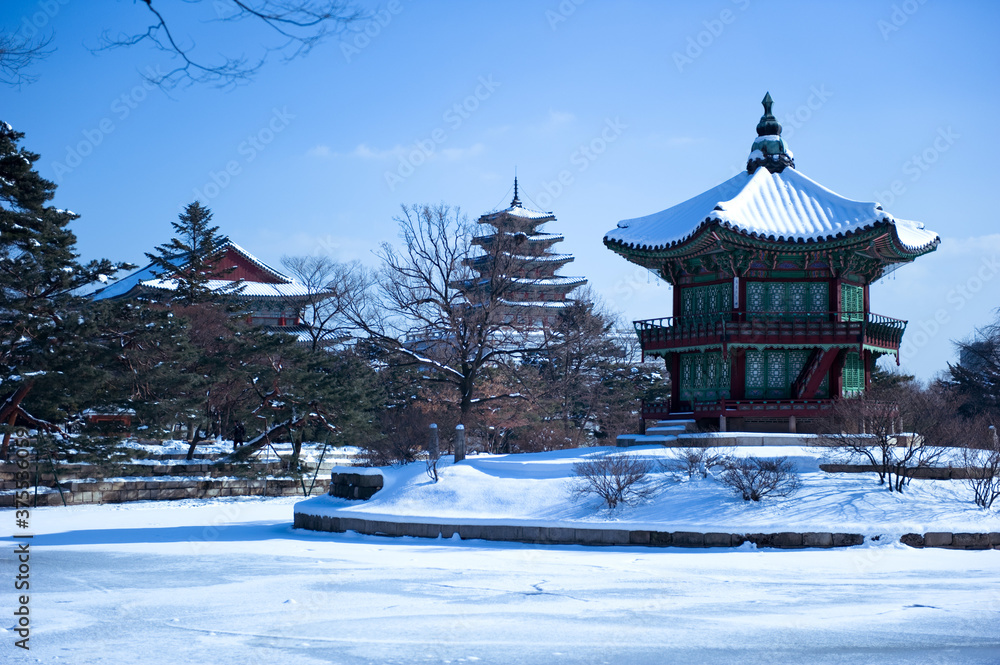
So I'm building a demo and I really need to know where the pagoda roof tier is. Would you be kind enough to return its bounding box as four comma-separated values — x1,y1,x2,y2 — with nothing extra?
510,275,588,290
478,202,555,223
467,253,574,270
458,275,586,294
604,166,939,259
473,232,564,246
498,299,577,310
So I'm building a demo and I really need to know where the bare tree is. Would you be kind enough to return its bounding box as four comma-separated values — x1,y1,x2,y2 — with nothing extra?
719,456,800,502
960,421,1000,510
347,204,541,427
0,32,53,87
572,452,656,510
820,381,956,493
281,255,364,353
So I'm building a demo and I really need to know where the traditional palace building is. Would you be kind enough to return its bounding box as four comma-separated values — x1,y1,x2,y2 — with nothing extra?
604,94,940,432
92,238,324,335
470,180,587,327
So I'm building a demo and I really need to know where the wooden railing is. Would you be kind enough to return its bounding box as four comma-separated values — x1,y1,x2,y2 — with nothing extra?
641,398,836,420
634,311,907,352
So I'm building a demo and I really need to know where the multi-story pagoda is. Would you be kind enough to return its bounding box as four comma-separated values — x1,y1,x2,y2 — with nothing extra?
471,179,587,327
603,94,940,433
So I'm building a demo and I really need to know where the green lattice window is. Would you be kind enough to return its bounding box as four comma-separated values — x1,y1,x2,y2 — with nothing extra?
680,283,732,319
745,349,812,398
747,282,828,319
841,284,863,322
679,352,731,403
843,351,865,395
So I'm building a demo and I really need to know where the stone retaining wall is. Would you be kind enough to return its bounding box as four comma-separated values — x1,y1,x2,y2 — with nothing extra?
818,464,988,480
0,461,288,490
901,532,1000,550
292,512,865,549
1,477,328,507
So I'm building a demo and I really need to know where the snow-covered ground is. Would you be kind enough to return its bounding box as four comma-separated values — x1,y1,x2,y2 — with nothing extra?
1,496,998,664
298,446,1000,535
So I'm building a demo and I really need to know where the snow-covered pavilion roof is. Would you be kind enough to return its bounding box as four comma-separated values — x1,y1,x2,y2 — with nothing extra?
92,237,316,301
604,166,940,254
128,278,312,299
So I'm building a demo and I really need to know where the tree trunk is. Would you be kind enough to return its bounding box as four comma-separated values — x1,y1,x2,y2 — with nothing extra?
0,383,33,458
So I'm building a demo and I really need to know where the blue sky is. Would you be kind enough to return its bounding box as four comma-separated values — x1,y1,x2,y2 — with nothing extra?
4,0,999,381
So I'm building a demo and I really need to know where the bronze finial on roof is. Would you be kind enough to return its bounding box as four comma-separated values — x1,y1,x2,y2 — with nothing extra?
747,92,795,174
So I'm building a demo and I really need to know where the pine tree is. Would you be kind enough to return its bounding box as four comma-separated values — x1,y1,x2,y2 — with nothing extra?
145,201,234,305
0,121,126,449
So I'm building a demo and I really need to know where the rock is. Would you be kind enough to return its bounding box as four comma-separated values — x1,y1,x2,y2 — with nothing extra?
802,532,833,548
923,532,953,548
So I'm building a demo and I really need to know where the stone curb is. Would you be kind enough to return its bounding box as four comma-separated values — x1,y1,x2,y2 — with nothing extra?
291,512,869,550
901,531,1000,550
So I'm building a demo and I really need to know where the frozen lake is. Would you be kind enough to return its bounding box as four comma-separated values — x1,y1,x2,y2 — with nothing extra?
2,497,998,664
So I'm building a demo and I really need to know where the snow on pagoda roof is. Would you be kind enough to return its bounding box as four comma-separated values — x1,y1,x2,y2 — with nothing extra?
510,276,588,287
498,299,575,309
604,166,940,254
479,179,555,222
480,202,555,222
473,232,565,244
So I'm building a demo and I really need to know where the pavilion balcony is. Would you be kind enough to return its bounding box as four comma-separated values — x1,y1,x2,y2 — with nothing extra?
634,311,906,355
642,398,836,421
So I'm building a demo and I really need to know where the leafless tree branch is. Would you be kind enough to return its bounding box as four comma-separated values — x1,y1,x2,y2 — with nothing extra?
98,0,364,89
0,31,54,87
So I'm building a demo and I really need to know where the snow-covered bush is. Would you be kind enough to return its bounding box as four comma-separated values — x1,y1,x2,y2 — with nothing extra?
663,446,732,479
719,456,800,502
572,453,655,509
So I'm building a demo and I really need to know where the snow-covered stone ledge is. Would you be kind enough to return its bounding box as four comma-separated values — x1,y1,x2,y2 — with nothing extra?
291,511,868,549
901,532,1000,550
329,467,383,500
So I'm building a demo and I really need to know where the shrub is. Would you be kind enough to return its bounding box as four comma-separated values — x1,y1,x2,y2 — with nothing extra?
719,456,800,502
572,452,655,509
961,423,1000,510
664,446,732,479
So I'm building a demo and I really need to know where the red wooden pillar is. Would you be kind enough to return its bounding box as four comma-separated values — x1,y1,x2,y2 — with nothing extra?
670,353,681,413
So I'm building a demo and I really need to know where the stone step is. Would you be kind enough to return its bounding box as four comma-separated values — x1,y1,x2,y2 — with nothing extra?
616,434,678,447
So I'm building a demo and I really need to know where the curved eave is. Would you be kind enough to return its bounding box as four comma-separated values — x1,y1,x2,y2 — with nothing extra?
605,218,939,262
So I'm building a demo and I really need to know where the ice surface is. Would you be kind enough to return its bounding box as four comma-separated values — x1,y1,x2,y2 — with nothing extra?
4,495,998,664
